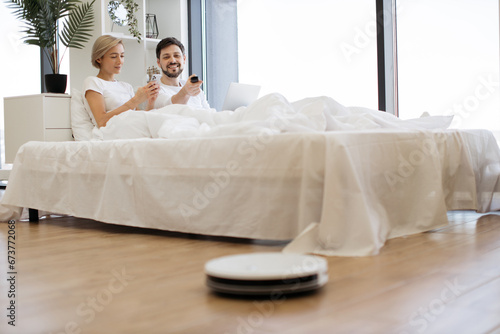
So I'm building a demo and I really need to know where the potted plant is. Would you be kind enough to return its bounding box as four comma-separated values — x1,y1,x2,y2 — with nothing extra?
7,0,96,93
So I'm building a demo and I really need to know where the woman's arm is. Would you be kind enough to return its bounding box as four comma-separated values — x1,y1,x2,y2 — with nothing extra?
86,82,159,128
85,90,142,128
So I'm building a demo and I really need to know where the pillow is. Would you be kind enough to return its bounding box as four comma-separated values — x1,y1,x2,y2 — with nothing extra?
71,89,95,141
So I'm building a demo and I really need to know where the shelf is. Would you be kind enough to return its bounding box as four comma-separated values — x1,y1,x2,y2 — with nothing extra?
146,38,161,50
105,32,140,42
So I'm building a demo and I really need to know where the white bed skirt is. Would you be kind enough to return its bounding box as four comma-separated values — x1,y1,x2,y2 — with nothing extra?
2,129,500,256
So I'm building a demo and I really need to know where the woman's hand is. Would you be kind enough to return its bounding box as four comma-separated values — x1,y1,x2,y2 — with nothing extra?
145,81,160,110
136,81,159,103
133,81,160,111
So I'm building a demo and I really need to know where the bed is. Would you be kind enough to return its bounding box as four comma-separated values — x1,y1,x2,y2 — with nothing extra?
2,123,500,256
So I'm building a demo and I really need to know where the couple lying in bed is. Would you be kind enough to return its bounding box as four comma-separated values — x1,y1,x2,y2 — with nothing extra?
85,35,208,127
84,35,453,141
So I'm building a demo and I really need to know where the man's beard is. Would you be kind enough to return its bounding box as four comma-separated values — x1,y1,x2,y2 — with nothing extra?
162,64,183,78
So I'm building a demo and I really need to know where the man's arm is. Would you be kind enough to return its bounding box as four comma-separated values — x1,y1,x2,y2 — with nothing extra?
171,74,204,104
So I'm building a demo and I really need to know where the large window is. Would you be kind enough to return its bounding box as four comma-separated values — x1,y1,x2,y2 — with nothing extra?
397,0,500,139
237,0,378,108
0,2,41,168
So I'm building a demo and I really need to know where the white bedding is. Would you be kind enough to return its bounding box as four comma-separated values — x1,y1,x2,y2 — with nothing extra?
2,127,500,256
92,94,454,140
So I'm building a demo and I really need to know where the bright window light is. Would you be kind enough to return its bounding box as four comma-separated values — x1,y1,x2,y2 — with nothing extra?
0,3,41,167
237,0,378,109
397,0,500,139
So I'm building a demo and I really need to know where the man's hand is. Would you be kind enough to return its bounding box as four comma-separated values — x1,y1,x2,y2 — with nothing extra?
182,74,203,97
171,74,203,105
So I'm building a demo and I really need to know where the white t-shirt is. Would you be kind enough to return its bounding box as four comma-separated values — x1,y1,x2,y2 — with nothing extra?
83,76,135,112
154,79,211,110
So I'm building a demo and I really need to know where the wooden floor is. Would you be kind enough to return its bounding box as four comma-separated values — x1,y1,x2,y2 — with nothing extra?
1,211,500,334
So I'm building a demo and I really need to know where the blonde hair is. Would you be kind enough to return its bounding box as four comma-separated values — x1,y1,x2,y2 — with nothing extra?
91,35,123,69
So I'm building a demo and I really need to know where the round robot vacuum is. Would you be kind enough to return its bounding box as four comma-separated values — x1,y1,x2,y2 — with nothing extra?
205,252,328,296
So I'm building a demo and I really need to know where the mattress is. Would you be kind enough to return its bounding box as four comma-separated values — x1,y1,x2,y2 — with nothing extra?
2,129,500,256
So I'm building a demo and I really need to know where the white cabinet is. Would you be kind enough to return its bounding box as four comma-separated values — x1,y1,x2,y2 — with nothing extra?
4,94,73,163
69,0,188,91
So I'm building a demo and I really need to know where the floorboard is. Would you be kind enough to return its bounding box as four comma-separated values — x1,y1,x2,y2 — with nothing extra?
0,211,499,334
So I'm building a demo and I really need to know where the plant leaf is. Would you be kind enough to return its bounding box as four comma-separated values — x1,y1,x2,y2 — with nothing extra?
60,0,95,49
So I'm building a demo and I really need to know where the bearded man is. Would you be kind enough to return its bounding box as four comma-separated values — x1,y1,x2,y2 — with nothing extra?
154,37,210,109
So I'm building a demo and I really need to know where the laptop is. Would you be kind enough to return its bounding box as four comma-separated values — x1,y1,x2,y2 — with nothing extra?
221,83,261,111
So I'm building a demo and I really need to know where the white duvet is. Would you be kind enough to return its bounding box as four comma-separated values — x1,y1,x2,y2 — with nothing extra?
95,94,453,140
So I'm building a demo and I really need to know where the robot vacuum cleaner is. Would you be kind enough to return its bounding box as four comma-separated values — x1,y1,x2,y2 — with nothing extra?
205,252,328,296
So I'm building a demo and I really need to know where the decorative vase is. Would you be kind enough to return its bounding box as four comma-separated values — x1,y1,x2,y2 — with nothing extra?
45,74,68,94
145,14,159,39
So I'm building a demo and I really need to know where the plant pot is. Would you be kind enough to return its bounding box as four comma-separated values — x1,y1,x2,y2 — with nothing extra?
45,74,67,94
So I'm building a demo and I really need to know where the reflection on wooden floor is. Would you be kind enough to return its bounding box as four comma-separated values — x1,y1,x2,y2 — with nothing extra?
0,211,499,334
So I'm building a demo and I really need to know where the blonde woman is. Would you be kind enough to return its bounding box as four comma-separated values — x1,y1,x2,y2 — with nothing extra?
84,35,159,128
